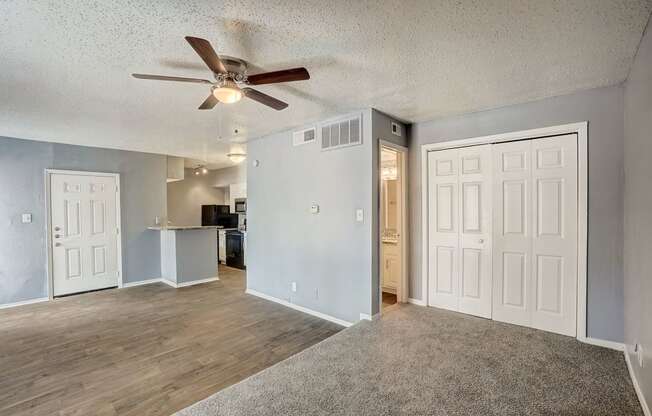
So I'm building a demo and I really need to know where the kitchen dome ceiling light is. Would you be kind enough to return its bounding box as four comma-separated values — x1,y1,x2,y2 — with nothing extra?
227,152,246,164
212,80,242,104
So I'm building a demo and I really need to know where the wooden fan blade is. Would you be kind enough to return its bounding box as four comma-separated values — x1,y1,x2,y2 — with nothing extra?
198,93,219,110
242,88,288,110
185,36,227,74
246,67,310,85
132,74,213,84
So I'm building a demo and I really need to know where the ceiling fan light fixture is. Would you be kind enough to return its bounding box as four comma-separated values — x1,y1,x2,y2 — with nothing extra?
213,80,242,104
227,152,246,164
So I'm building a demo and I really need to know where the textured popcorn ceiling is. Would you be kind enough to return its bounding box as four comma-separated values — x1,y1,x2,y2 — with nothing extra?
1,1,650,168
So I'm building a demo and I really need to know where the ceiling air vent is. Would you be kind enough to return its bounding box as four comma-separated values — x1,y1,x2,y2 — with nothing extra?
321,115,362,151
293,127,317,146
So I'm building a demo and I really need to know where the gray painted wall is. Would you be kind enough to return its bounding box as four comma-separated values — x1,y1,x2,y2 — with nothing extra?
409,85,625,342
211,164,246,187
210,164,247,210
247,110,373,324
167,164,247,226
0,136,167,305
371,109,408,315
175,229,219,284
167,168,226,226
624,19,652,408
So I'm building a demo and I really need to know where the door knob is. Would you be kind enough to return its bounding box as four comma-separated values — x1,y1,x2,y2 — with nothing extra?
55,242,62,247
54,234,61,239
54,226,61,231
479,239,484,243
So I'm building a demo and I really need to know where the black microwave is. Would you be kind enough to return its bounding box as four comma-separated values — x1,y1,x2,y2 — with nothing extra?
234,198,246,213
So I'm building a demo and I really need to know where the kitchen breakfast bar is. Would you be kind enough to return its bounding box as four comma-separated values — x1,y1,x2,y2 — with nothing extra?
147,226,220,287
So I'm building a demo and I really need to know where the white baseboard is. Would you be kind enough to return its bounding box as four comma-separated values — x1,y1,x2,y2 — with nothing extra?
625,345,651,416
408,297,426,306
577,336,625,351
162,277,219,288
176,277,219,287
245,288,353,327
0,297,49,310
359,313,372,321
122,278,162,288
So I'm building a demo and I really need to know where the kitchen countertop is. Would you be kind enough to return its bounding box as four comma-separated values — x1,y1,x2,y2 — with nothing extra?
147,226,224,231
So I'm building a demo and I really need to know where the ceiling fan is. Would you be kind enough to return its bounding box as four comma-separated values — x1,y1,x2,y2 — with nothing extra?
132,36,310,111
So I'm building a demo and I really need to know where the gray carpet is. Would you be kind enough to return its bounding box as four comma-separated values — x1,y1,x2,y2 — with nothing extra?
176,305,642,415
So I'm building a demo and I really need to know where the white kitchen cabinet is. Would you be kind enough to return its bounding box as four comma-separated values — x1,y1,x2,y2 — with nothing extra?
166,156,184,182
381,242,399,292
218,230,226,263
229,182,247,211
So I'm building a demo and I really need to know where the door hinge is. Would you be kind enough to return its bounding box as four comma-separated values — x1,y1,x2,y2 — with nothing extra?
116,227,120,234
116,186,119,192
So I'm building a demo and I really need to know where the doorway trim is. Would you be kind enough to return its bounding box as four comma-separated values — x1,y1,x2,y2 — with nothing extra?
379,140,409,309
420,122,588,340
45,169,124,300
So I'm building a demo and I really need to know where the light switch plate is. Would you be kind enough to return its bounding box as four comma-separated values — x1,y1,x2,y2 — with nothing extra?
291,282,297,292
356,209,364,222
21,213,32,224
310,204,320,214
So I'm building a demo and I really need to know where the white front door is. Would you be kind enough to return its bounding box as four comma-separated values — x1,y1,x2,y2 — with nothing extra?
427,145,493,318
492,135,578,336
50,172,120,296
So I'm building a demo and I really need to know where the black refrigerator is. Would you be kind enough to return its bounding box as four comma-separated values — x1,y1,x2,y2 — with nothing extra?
201,205,231,226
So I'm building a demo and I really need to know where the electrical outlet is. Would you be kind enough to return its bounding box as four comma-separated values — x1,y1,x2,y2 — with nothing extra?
355,208,364,222
291,282,297,292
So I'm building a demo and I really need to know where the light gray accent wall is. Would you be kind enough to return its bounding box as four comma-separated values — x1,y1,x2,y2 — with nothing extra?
624,19,652,408
247,110,373,323
371,109,408,315
0,136,167,305
167,168,226,226
211,164,247,207
0,138,53,304
409,85,625,342
211,164,246,188
174,229,218,284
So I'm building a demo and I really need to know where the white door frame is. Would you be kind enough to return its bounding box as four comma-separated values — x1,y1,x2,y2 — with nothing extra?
45,169,124,299
420,122,588,340
379,140,409,306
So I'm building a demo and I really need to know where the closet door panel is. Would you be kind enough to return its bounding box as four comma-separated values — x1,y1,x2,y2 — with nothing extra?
428,149,460,311
531,135,577,336
458,145,493,318
492,140,532,327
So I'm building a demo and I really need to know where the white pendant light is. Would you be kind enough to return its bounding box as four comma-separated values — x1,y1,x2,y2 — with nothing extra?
227,152,246,164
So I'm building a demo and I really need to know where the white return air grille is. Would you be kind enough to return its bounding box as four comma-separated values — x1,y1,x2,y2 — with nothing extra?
292,127,317,146
321,116,362,151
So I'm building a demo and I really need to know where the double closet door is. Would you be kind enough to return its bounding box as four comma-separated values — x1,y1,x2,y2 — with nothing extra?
427,134,578,336
428,144,493,319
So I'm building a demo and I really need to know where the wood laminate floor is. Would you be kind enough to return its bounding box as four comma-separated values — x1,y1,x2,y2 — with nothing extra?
0,266,343,416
